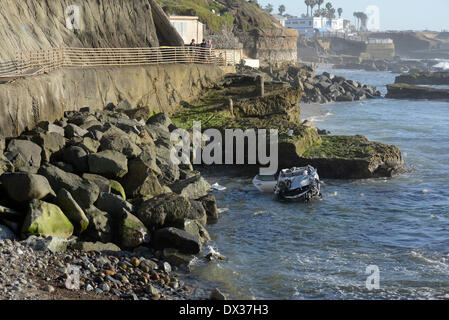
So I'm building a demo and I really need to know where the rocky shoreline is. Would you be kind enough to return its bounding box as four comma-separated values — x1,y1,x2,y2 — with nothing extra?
237,64,381,104
0,107,227,300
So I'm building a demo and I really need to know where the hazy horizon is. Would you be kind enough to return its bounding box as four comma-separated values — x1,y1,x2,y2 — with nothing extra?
258,0,448,32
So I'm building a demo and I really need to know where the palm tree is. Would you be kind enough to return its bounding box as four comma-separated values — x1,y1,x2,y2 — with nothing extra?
353,12,359,30
309,0,316,18
317,0,324,12
304,0,311,17
264,4,274,13
278,4,286,16
338,8,343,18
359,12,368,31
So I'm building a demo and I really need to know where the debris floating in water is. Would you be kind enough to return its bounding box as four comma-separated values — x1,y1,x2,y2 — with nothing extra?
217,208,229,214
211,183,227,191
253,211,267,217
421,189,429,194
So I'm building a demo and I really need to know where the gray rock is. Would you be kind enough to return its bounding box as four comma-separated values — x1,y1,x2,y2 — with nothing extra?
88,150,128,179
152,227,202,254
146,113,173,128
30,132,66,162
100,132,142,158
120,212,149,249
38,163,100,209
82,206,113,243
198,194,219,224
137,193,193,231
162,248,193,267
82,173,111,193
70,241,121,252
5,139,42,171
22,235,70,253
65,124,89,139
121,158,164,199
56,189,90,234
62,146,89,174
36,121,65,136
0,172,56,202
95,192,133,219
169,175,211,200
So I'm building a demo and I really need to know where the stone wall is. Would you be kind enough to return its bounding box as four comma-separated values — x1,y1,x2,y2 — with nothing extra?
0,64,223,138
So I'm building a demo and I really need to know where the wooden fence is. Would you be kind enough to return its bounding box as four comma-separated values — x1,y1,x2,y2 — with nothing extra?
0,46,234,80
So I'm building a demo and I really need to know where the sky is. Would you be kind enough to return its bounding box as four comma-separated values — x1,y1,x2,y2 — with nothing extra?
258,0,449,31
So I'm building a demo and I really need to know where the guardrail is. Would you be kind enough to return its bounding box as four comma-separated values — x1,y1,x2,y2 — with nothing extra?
0,46,234,80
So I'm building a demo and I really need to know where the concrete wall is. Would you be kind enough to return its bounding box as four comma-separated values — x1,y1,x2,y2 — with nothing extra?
0,64,223,138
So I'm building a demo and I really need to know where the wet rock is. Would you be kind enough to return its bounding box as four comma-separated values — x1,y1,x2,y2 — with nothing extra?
162,248,193,267
88,150,128,179
198,194,219,224
38,163,100,209
4,139,42,172
22,200,74,239
55,189,89,234
0,172,56,202
210,288,226,300
152,227,201,254
188,201,208,227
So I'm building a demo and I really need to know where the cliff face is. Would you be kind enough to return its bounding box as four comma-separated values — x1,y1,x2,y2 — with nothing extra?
0,0,183,61
0,64,223,138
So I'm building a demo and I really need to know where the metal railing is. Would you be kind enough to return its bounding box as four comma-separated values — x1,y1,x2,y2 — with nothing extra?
0,46,233,80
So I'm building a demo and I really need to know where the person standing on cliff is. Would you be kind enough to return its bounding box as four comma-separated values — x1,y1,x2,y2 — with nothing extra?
205,40,213,64
189,39,197,63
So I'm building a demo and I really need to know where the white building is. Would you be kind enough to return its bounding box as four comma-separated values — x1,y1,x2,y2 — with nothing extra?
285,17,345,36
169,16,205,45
272,14,287,27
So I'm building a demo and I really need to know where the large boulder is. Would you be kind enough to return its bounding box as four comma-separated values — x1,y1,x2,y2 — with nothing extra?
4,139,42,172
162,248,194,267
62,146,89,174
82,173,111,194
88,150,128,179
22,200,74,239
136,193,192,231
82,206,113,243
30,132,66,162
36,121,65,136
198,194,219,224
99,132,142,158
55,189,89,234
0,172,56,202
152,227,201,254
22,235,71,253
38,163,100,209
121,158,164,199
95,192,133,219
169,175,211,200
65,124,89,139
120,212,149,249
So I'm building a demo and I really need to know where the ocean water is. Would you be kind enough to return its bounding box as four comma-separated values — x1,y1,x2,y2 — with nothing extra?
192,68,449,300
